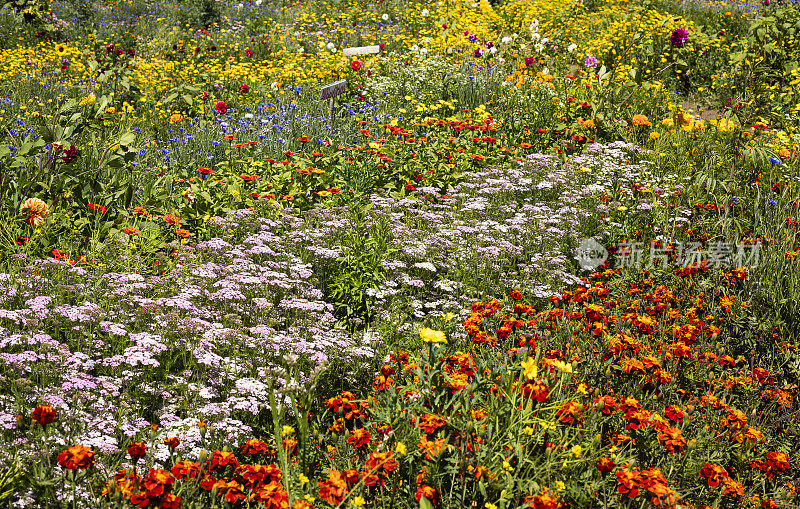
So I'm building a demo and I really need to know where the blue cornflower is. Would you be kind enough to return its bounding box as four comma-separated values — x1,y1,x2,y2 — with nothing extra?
769,200,777,206
768,156,782,165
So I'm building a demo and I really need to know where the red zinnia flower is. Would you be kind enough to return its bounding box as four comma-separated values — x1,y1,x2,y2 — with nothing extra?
214,101,227,114
350,60,361,71
240,83,250,94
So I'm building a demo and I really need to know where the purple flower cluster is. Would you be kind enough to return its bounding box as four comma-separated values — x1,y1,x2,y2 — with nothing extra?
670,28,689,48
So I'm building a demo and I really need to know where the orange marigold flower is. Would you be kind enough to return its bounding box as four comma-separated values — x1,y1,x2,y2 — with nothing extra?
721,479,744,498
657,426,687,454
20,198,49,226
171,460,200,480
419,436,446,460
318,470,348,505
208,450,239,472
720,408,747,430
555,400,583,425
415,485,441,506
347,428,372,450
163,437,180,449
526,493,559,509
57,445,95,470
665,405,684,423
616,468,640,498
765,451,791,473
418,414,447,435
700,462,729,487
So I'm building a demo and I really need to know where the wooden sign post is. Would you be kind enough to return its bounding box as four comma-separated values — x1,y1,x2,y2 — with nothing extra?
342,45,381,56
320,79,347,128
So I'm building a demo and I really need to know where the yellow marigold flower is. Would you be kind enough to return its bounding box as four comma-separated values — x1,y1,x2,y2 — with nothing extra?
550,359,573,373
80,94,96,106
170,113,183,124
520,357,538,380
650,131,660,141
420,328,447,344
395,442,407,456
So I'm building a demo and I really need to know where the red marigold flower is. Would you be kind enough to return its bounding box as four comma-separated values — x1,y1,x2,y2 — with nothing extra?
163,437,180,449
171,460,201,480
127,441,147,462
31,405,56,426
700,462,728,487
555,400,583,425
57,445,95,470
597,456,615,473
208,450,239,472
615,468,640,498
347,428,372,450
214,101,227,114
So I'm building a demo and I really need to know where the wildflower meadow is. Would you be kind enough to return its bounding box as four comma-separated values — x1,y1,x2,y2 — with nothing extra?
1,0,799,507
